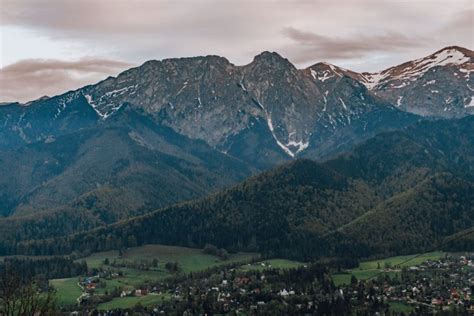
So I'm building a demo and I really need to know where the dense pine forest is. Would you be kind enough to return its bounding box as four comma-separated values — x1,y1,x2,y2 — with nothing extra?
1,117,472,261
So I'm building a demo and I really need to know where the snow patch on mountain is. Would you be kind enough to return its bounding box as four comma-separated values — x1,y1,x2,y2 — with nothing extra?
397,96,403,107
465,97,474,108
84,93,123,119
287,139,309,154
325,62,344,77
266,113,295,157
176,82,188,95
361,48,471,90
103,85,136,97
339,98,347,110
314,69,333,82
255,98,309,158
84,94,106,119
361,72,390,90
423,80,436,86
54,91,81,119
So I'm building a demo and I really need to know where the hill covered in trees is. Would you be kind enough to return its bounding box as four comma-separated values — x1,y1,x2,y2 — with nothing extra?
0,105,255,241
2,116,473,260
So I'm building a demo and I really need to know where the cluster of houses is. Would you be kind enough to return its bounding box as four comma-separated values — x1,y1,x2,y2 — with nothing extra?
344,254,474,314
74,253,473,314
80,276,100,291
150,254,474,314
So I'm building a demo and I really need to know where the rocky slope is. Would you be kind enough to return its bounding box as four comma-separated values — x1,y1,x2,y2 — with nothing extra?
1,50,427,163
0,105,254,218
357,46,474,118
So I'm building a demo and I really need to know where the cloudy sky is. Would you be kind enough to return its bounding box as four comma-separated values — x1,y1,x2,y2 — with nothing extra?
1,0,473,102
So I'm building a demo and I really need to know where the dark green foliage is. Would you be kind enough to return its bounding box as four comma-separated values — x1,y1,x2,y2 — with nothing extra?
0,106,254,245
442,227,474,251
203,244,229,260
0,266,58,316
2,116,474,260
332,173,474,257
165,262,180,273
0,257,87,281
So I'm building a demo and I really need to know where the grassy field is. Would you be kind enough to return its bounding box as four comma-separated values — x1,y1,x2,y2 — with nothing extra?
97,293,171,310
95,256,303,309
240,259,305,271
333,251,445,286
79,250,117,269
358,252,445,270
50,277,82,306
93,268,169,295
333,270,399,286
50,244,257,307
79,244,257,273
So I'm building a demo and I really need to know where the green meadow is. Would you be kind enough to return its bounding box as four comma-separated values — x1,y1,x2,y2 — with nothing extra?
332,251,445,286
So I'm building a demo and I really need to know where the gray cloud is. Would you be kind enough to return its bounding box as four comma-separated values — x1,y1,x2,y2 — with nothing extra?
281,27,426,63
441,9,474,32
0,0,473,101
0,58,133,103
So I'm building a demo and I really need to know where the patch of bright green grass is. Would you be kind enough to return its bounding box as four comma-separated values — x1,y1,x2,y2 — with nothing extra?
332,273,352,286
94,268,169,295
97,293,171,310
359,251,444,270
50,277,82,306
54,244,257,306
333,269,399,286
240,259,305,271
63,244,256,304
332,251,444,286
122,244,256,273
78,245,256,274
78,250,118,269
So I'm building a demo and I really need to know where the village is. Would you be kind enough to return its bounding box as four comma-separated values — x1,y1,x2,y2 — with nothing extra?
75,253,474,315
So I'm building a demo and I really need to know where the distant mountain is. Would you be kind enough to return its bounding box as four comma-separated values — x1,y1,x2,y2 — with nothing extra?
4,47,471,165
5,116,472,259
356,46,474,118
1,50,424,164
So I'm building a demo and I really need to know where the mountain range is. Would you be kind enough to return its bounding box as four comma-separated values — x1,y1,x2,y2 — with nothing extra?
3,46,472,158
0,46,472,259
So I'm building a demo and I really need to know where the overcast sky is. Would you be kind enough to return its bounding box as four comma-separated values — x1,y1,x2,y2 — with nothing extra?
1,0,473,102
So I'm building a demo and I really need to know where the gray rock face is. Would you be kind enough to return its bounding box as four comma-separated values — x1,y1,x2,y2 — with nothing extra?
76,50,408,159
2,47,470,162
357,46,474,118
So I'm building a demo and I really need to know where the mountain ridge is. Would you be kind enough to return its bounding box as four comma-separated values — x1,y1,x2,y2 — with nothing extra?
0,46,471,244
2,116,472,259
0,48,427,158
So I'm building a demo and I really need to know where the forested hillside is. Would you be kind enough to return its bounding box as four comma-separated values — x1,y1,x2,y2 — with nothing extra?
3,116,472,260
332,173,474,257
0,105,254,220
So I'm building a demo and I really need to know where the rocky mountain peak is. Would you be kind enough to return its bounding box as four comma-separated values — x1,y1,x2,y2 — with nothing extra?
357,46,473,117
2,46,469,163
250,51,295,69
306,62,345,83
361,46,473,90
433,46,473,58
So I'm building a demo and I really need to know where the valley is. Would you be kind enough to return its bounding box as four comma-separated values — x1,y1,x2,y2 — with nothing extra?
46,244,258,307
11,245,468,314
0,45,472,315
